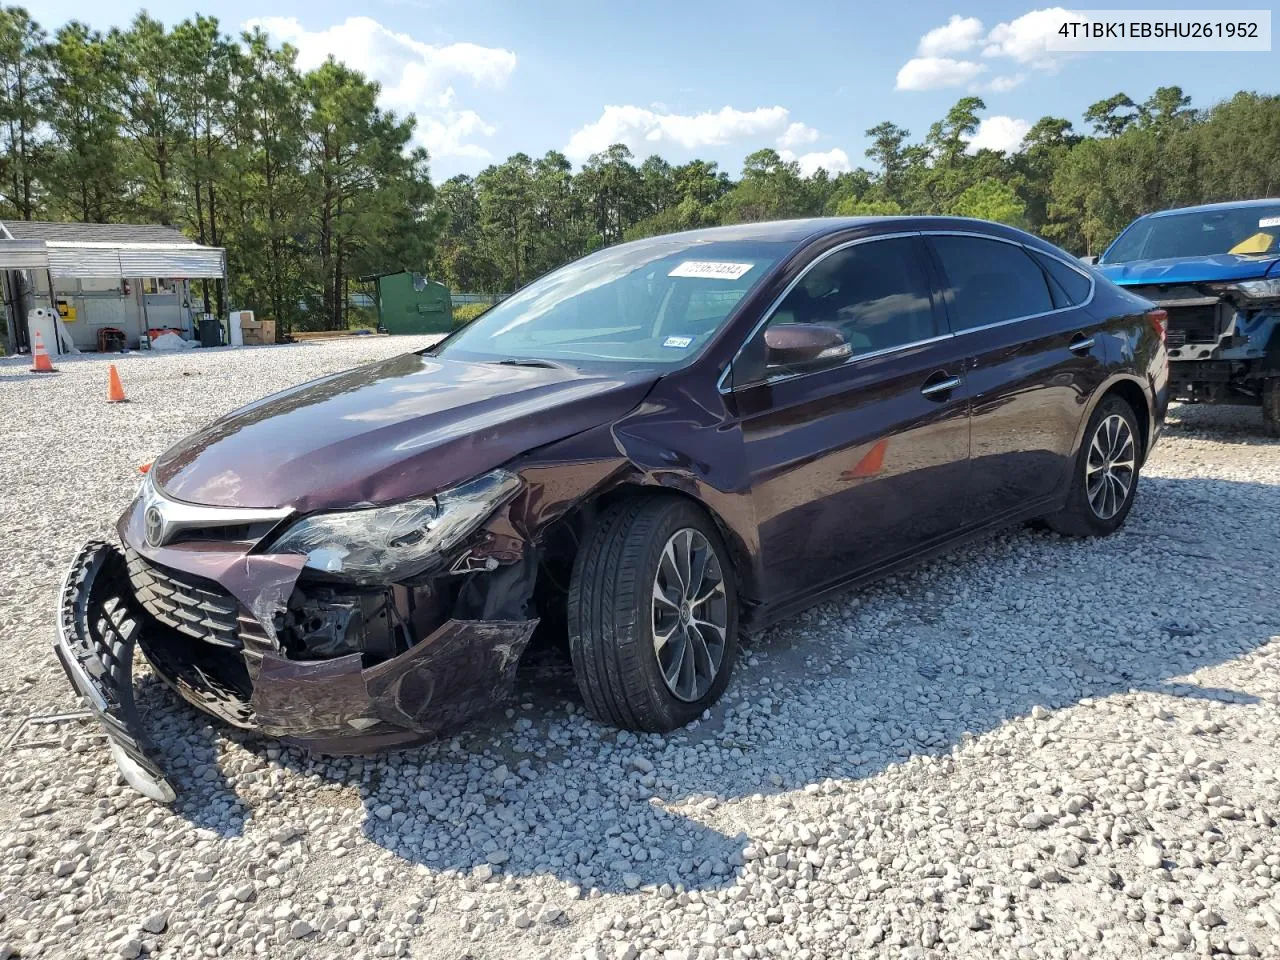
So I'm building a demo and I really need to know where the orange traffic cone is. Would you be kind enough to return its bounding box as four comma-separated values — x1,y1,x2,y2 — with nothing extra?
107,364,128,403
29,331,57,373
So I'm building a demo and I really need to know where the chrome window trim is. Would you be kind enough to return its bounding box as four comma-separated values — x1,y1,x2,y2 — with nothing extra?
718,227,1096,394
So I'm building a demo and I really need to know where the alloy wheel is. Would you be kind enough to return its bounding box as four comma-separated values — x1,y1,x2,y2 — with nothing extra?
1086,413,1135,520
651,528,728,702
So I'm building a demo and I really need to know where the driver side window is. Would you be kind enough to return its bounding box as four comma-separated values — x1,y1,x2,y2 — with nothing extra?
760,236,937,373
773,237,936,347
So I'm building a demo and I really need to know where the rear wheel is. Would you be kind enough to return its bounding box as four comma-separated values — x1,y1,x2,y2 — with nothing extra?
1043,395,1142,537
567,496,739,731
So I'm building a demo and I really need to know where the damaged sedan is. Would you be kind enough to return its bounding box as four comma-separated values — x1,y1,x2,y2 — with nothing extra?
56,217,1168,801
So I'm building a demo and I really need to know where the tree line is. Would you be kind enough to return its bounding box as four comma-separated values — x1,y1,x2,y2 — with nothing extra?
3,7,1280,329
0,7,434,331
440,87,1280,293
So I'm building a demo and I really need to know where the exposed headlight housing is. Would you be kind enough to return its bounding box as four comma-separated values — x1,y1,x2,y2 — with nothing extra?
1231,278,1280,299
269,470,520,584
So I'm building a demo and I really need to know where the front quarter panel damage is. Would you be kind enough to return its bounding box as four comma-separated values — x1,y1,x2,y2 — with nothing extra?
62,496,544,801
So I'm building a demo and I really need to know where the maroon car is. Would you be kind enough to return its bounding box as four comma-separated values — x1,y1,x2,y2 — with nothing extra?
56,217,1169,801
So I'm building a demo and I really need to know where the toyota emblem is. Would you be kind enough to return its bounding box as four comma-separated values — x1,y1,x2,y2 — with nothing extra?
144,506,164,547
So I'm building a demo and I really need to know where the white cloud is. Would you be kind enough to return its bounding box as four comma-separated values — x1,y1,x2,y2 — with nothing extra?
966,115,1031,153
982,7,1078,68
985,74,1027,93
780,147,852,176
777,122,820,150
245,16,516,160
565,104,791,161
418,109,497,160
918,16,985,56
898,8,1081,94
895,57,987,92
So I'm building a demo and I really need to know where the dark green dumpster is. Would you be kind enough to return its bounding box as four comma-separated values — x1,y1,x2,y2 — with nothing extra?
364,272,453,334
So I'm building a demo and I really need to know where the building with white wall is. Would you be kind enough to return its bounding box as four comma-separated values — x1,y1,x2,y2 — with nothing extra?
0,220,226,353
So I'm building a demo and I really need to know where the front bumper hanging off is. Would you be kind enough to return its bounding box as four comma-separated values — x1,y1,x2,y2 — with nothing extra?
54,543,176,802
54,540,538,802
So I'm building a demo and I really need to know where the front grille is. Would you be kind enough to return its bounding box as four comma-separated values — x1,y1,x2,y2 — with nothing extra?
125,547,242,648
1166,329,1187,349
168,523,258,545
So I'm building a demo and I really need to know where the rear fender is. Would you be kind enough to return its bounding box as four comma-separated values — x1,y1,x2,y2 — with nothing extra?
1068,373,1155,464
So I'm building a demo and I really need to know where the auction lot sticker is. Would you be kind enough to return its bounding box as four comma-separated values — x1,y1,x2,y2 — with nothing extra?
1047,10,1271,51
669,261,755,280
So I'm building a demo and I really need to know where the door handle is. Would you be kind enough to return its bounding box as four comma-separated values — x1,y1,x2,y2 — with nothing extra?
920,375,962,398
1069,335,1096,354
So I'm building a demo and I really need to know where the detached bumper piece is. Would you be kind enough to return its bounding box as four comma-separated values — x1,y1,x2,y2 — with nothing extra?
54,540,540,801
53,541,176,803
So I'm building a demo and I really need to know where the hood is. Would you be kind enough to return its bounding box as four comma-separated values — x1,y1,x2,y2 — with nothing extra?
152,353,658,511
1098,252,1280,286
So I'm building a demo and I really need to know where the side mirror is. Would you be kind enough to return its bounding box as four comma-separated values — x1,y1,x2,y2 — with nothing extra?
1080,254,1099,266
764,323,851,368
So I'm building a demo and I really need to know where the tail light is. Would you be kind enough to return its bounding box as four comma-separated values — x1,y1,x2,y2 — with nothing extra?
1145,308,1168,342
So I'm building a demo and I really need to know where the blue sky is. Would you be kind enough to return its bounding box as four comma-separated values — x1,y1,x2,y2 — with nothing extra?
35,1,1280,181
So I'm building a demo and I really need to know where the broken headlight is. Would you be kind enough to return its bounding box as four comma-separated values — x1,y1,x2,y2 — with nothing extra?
269,470,520,584
1231,279,1280,299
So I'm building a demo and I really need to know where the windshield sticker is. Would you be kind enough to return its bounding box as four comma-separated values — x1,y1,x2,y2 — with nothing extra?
1260,217,1280,229
668,260,754,280
662,335,693,349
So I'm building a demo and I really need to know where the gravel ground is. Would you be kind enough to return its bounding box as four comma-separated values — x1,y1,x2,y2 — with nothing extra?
2,340,1279,960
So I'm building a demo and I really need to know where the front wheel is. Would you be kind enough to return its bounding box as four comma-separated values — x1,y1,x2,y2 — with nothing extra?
567,496,739,732
1042,395,1142,537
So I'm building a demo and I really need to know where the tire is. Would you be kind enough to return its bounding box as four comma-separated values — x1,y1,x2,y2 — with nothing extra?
1043,395,1142,537
1263,378,1280,437
567,496,739,732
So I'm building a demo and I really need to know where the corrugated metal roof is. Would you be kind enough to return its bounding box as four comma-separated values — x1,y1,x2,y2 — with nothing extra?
0,239,49,270
0,220,225,278
1,220,194,245
44,244,226,279
46,245,125,277
116,246,225,279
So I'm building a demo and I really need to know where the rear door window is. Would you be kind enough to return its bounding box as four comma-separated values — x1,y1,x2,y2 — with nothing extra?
929,236,1054,331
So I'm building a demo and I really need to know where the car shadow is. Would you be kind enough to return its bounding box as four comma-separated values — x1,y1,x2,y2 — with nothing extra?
144,472,1279,894
1165,402,1280,445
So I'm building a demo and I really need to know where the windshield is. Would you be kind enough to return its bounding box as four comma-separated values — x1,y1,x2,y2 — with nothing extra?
1101,205,1280,264
436,237,792,367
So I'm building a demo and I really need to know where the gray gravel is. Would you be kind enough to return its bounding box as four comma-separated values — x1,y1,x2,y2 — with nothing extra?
2,340,1279,960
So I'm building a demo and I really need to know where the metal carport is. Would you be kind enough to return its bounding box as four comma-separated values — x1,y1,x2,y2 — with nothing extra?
1,221,227,353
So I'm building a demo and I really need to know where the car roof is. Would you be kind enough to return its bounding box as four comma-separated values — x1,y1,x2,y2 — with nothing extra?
648,215,1031,245
1141,198,1280,219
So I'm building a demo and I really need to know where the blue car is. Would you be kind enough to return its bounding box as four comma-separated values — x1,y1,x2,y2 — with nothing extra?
1096,199,1280,433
